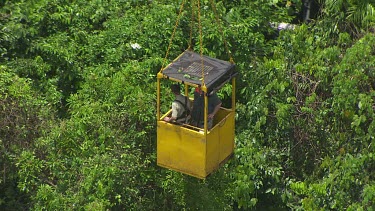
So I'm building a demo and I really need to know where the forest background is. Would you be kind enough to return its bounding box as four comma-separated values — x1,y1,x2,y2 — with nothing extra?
0,0,374,210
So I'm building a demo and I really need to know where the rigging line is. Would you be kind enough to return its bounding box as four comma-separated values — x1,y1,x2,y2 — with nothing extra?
209,0,234,64
188,0,195,50
160,0,186,73
197,0,205,86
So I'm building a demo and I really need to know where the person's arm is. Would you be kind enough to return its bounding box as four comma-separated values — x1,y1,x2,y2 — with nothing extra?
208,102,221,119
164,116,176,122
208,94,222,119
164,102,178,122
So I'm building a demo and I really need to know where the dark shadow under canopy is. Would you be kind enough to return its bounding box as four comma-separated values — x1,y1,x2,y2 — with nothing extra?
162,50,236,93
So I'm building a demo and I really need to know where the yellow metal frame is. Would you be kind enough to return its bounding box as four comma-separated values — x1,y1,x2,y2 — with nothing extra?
157,73,236,178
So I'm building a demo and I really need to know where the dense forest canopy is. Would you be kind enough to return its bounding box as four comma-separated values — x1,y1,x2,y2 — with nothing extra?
1,0,374,210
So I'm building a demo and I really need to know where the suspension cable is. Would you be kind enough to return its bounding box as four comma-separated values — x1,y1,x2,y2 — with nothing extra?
160,0,186,73
197,0,205,86
188,0,195,50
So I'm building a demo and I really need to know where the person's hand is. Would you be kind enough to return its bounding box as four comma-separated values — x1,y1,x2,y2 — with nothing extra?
164,117,171,122
208,113,214,119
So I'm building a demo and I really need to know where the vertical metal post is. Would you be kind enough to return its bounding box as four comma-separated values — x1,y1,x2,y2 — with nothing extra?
232,77,236,110
204,92,208,134
203,85,208,134
231,77,236,150
157,77,161,120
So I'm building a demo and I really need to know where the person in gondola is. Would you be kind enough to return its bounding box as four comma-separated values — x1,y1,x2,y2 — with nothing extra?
164,84,192,124
190,86,222,129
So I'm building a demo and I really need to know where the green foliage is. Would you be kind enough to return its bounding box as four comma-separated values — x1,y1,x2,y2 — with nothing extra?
231,132,288,210
318,0,375,35
233,10,374,209
283,33,375,210
0,68,55,210
1,0,375,210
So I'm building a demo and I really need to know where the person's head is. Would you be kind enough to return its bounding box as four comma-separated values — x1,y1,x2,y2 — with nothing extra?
170,84,181,95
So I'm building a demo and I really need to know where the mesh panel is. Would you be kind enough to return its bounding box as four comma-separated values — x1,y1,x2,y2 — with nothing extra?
184,62,214,77
162,50,236,91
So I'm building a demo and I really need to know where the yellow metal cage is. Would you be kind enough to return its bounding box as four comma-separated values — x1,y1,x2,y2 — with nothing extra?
156,50,236,179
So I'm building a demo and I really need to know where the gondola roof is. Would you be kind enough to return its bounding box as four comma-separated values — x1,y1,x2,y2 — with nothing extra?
162,50,236,93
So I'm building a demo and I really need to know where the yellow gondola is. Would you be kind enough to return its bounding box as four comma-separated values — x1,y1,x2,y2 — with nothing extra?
156,0,236,179
156,51,236,179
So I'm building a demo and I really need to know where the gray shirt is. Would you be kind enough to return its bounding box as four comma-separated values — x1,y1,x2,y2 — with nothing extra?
171,94,192,122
